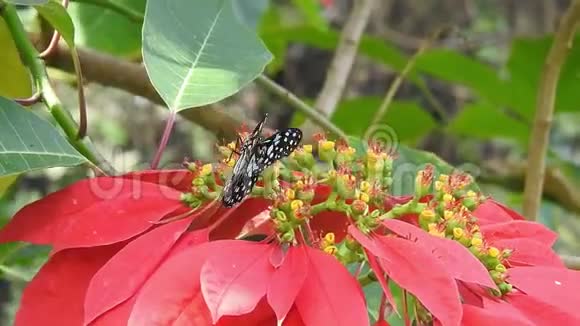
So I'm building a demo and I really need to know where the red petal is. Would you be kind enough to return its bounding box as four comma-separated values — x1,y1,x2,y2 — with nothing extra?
492,200,526,220
216,297,277,325
209,198,270,240
267,246,309,321
508,266,580,319
84,219,200,324
492,238,564,267
462,301,533,326
457,281,485,307
281,306,306,326
473,199,519,225
15,245,123,326
0,177,183,250
128,241,234,325
295,246,369,326
507,292,580,324
200,242,275,323
121,169,193,192
374,321,391,326
350,227,462,326
89,296,135,326
363,248,397,313
309,211,349,242
480,220,558,246
382,219,495,288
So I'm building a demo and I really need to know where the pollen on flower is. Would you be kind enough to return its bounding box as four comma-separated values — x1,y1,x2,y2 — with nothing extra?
285,188,296,200
443,193,453,203
453,227,464,239
360,181,371,192
434,180,444,191
324,232,336,245
438,174,449,183
320,140,335,151
471,237,483,247
488,246,500,258
290,199,304,211
323,245,338,255
359,192,370,203
443,210,454,220
200,163,213,176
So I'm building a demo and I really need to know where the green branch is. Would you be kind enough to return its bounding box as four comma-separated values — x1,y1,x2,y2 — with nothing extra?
1,3,114,174
255,75,348,141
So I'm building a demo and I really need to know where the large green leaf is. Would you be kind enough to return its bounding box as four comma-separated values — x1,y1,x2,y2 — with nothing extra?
507,35,580,115
0,97,86,176
142,0,272,111
0,19,32,98
34,1,74,46
331,97,435,143
232,0,269,29
68,0,144,57
447,102,530,144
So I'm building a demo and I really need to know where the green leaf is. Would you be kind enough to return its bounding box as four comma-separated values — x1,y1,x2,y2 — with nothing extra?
0,96,86,176
232,0,269,29
331,97,435,143
507,35,580,115
447,102,530,144
0,19,32,98
414,49,529,112
142,0,272,111
261,25,409,74
292,0,329,31
67,0,145,58
4,0,47,4
34,1,74,46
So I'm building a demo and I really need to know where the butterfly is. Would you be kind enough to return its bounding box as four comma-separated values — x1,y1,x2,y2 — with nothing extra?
221,114,302,207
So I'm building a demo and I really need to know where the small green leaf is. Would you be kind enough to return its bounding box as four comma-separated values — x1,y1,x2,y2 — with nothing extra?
0,175,19,198
0,97,86,176
34,1,74,46
67,0,145,57
142,0,272,111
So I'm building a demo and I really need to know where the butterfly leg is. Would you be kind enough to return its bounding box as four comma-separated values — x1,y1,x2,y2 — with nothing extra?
226,135,243,163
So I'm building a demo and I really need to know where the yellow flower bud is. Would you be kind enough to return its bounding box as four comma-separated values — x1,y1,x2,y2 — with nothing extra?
443,193,454,203
324,232,335,244
443,210,454,220
290,199,303,211
200,164,213,176
439,174,449,182
453,227,464,239
360,181,371,192
471,237,483,247
359,192,370,203
303,144,313,153
488,247,500,258
323,245,338,255
285,188,296,200
320,140,335,151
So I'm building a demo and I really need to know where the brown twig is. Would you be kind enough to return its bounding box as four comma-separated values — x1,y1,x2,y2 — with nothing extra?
522,0,580,221
41,43,248,141
300,0,376,140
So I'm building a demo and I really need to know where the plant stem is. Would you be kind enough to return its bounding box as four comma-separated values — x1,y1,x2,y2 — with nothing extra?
1,4,114,174
255,75,347,140
365,26,449,140
299,0,377,140
522,0,580,221
70,0,143,23
150,110,177,169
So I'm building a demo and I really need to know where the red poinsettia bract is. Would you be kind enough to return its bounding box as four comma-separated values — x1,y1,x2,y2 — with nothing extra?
1,137,580,326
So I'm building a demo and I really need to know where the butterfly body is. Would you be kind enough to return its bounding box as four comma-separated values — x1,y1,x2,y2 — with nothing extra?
221,115,302,207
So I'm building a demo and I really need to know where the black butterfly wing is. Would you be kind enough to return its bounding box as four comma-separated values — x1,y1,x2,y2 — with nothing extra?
255,128,303,168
